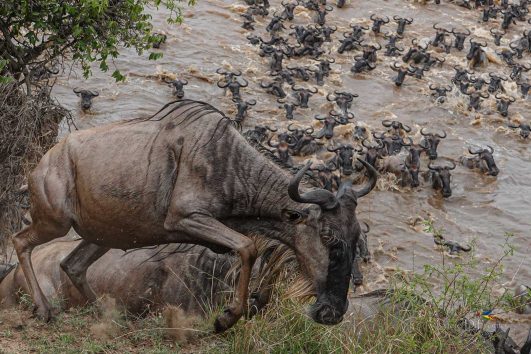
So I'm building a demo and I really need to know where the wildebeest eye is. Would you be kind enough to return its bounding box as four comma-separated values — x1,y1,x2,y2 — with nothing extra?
282,209,304,223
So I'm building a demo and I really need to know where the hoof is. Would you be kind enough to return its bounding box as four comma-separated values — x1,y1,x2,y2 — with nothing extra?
33,305,53,322
214,308,240,333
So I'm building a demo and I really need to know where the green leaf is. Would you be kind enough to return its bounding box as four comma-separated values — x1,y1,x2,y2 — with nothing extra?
111,70,126,82
148,52,163,60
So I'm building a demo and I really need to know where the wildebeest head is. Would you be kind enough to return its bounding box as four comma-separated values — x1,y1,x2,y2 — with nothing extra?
233,98,257,123
73,88,99,110
508,121,531,139
326,90,357,113
428,162,456,198
469,145,499,176
452,65,473,84
151,32,167,49
287,160,378,325
403,138,426,187
292,85,318,108
429,83,452,103
517,80,530,99
351,56,377,73
432,23,450,47
490,28,505,46
370,14,389,34
315,5,333,26
495,94,516,117
353,125,368,141
382,119,411,135
509,63,531,82
487,72,507,93
319,25,337,42
277,98,300,120
390,62,412,87
451,27,470,51
362,43,381,63
362,138,384,167
393,16,413,36
165,78,188,99
260,78,286,98
420,128,446,160
327,144,361,176
464,90,489,111
280,0,298,20
243,125,277,143
467,39,487,67
314,113,339,139
329,110,354,125
311,162,341,192
501,9,515,30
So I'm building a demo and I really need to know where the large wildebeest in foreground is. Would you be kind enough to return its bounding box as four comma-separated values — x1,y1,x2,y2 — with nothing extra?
11,99,377,332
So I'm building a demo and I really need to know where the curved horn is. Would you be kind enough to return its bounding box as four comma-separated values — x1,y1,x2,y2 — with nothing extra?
314,114,327,121
267,135,280,147
382,119,393,127
480,92,490,99
73,87,82,94
393,15,401,21
181,79,188,85
370,14,377,21
265,125,278,132
509,95,516,103
216,68,228,75
287,123,297,132
420,127,430,136
486,145,494,154
402,124,412,132
435,130,447,139
90,91,99,97
361,222,370,233
288,162,339,210
352,159,378,198
309,86,318,94
326,92,336,101
305,127,314,134
248,99,257,105
327,145,341,152
468,146,481,155
428,162,440,171
447,161,456,170
239,77,249,87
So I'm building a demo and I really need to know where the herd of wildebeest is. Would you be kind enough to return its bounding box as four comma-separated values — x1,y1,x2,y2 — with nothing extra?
1,0,530,352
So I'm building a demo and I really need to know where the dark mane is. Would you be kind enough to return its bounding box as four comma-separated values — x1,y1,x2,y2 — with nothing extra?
144,99,240,146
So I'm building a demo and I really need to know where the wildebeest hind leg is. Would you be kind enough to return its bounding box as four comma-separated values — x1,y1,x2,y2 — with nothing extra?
60,240,110,303
12,225,66,321
170,213,257,332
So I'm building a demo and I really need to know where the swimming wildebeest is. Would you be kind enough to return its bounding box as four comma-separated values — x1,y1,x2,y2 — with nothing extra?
10,100,377,332
460,145,499,176
73,88,99,110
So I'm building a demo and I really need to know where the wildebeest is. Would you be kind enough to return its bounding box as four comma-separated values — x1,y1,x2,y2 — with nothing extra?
452,27,471,51
370,14,390,34
390,62,413,87
429,84,453,103
233,98,257,123
326,91,357,114
487,73,508,93
217,75,249,101
420,128,446,160
426,161,456,198
165,78,188,99
434,235,471,255
508,121,531,139
327,144,361,176
73,88,99,110
277,98,300,120
361,138,385,168
464,90,489,111
260,78,287,98
11,100,377,331
495,94,516,117
0,240,234,316
517,80,530,98
467,38,488,68
314,113,340,139
393,16,413,35
460,146,499,176
490,28,506,46
291,85,318,108
243,125,278,144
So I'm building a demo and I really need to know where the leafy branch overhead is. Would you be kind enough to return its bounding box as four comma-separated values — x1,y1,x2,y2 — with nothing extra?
0,0,194,89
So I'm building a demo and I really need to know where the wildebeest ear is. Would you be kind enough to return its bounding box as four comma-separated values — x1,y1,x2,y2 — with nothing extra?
281,209,306,223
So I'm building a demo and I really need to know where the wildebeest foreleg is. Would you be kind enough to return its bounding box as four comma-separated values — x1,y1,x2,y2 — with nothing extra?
60,240,110,303
351,259,364,286
173,213,257,332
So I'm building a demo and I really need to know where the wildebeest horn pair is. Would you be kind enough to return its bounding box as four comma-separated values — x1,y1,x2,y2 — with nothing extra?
428,161,456,170
468,145,494,155
289,160,378,209
421,127,446,139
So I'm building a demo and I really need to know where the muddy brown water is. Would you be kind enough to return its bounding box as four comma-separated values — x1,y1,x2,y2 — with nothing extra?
51,1,529,298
